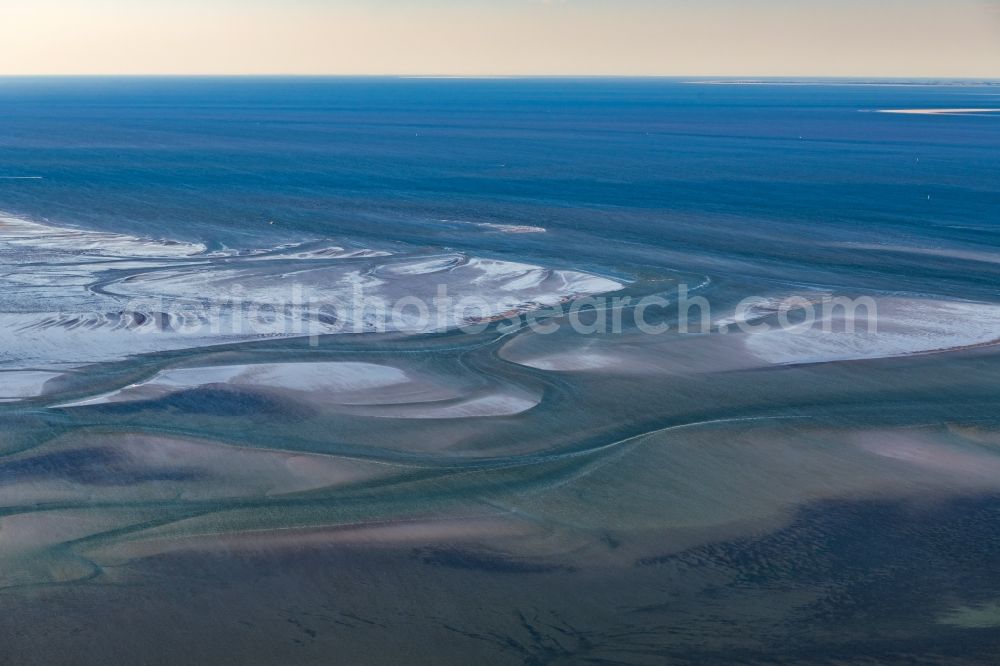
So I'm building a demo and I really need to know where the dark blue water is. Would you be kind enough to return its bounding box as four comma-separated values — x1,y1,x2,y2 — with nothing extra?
1,77,997,296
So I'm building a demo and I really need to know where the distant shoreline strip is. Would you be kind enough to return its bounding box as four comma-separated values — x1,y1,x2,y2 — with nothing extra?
874,108,1000,116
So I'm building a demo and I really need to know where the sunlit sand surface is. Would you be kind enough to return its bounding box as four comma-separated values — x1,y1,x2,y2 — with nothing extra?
743,298,1000,364
56,360,542,418
0,213,623,371
0,371,63,401
56,362,412,407
876,108,1000,115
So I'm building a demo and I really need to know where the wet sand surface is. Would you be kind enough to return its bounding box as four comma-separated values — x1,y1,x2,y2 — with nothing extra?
1,78,999,664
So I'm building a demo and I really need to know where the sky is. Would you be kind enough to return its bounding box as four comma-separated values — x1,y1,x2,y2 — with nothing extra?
0,0,998,77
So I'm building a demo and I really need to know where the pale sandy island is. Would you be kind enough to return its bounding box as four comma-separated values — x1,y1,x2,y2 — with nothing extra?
440,219,547,234
743,298,1000,365
0,371,64,401
501,295,1000,375
875,108,1000,116
473,222,546,234
56,360,542,419
0,213,625,372
55,361,412,408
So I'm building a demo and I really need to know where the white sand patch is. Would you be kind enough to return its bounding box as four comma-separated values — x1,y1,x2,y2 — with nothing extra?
0,371,63,401
439,218,546,234
714,294,832,328
501,337,630,373
474,222,546,234
245,245,392,260
392,393,539,419
499,325,765,376
0,213,625,373
498,268,549,292
744,298,1000,365
103,254,623,336
514,351,623,372
875,108,1000,116
227,362,409,392
56,359,541,420
377,255,465,276
465,257,542,283
58,362,410,407
0,214,207,257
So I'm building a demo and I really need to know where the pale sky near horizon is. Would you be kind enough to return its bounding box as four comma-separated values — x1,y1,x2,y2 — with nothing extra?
1,0,998,77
